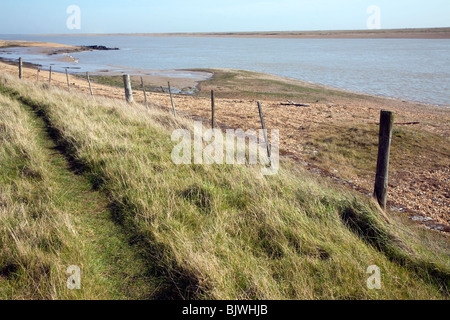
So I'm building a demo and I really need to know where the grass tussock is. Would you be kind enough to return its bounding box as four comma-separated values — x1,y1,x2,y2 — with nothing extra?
0,73,448,300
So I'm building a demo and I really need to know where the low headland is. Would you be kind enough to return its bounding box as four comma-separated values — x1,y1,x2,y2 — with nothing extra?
40,27,450,39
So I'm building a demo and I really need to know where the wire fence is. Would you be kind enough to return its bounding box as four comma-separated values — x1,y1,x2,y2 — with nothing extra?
9,58,450,258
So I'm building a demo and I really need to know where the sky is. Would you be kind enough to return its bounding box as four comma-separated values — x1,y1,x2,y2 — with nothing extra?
0,0,449,34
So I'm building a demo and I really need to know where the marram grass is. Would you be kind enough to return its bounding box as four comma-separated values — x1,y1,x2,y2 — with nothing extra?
0,73,448,300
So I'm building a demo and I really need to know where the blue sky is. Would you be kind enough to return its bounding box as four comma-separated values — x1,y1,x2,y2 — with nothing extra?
0,0,449,34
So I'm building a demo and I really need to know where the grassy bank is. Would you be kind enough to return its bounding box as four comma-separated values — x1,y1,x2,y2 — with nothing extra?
192,69,360,102
0,79,161,299
0,73,449,299
0,91,81,299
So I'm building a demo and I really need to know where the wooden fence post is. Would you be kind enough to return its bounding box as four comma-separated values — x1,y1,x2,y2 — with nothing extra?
211,90,215,128
65,69,70,92
19,57,23,79
374,110,395,209
168,81,177,117
48,66,52,84
257,101,271,162
36,68,40,82
123,74,134,103
86,72,94,96
141,77,149,108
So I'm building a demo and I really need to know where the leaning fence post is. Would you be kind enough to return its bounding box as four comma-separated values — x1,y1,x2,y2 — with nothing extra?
168,81,177,117
211,90,215,128
141,77,149,108
123,74,134,103
257,101,271,162
65,68,70,92
86,72,94,97
48,66,52,84
374,110,395,209
19,57,23,79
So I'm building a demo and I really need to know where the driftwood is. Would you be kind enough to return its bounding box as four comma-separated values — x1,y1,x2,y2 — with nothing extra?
395,122,420,125
370,122,420,125
280,100,310,107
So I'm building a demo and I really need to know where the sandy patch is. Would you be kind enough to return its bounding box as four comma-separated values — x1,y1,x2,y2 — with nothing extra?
0,40,77,49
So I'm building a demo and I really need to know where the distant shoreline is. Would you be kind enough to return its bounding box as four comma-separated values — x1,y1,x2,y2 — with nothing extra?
1,59,448,230
35,27,450,39
2,36,449,106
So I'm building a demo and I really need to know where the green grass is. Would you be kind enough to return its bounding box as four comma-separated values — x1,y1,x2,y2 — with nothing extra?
0,73,449,299
86,75,125,88
190,69,376,102
0,83,161,299
81,75,164,93
302,122,450,183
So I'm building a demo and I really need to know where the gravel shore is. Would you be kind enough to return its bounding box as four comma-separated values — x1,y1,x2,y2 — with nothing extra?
1,48,448,232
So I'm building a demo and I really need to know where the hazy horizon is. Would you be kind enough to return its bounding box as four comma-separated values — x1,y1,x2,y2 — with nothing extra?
1,27,447,37
0,0,449,34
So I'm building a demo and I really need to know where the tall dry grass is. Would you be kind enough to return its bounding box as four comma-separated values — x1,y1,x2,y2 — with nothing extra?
0,92,83,299
0,73,448,299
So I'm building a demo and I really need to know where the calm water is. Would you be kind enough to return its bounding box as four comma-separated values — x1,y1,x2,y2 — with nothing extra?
1,35,449,106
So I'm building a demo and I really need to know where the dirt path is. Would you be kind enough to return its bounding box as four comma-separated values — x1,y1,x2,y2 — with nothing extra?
10,90,163,299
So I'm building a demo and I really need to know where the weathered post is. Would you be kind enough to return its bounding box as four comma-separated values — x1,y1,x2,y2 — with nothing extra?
65,68,70,92
141,76,149,109
48,66,52,84
86,72,94,96
36,68,40,82
123,74,134,103
211,90,215,128
257,101,271,162
168,81,177,117
19,57,23,79
374,110,395,209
